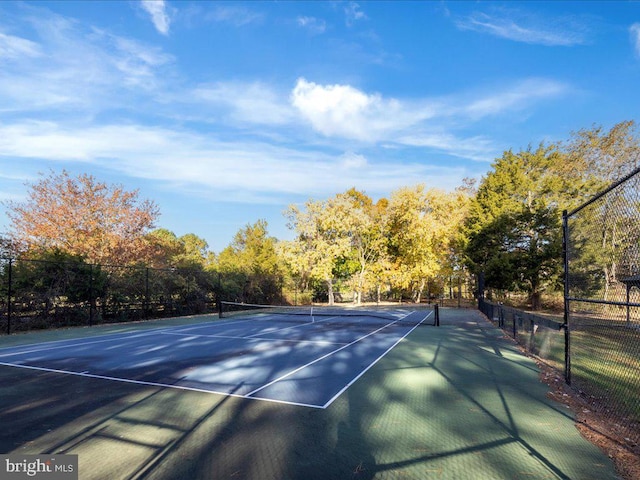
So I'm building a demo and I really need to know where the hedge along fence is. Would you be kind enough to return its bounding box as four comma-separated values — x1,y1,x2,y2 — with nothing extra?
0,257,218,334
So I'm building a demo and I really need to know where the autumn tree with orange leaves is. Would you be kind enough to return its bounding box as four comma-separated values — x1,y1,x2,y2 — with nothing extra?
5,170,160,265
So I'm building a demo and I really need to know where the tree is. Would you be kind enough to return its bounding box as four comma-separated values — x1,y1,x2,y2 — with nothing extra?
385,185,464,303
465,145,568,308
146,229,211,269
178,233,209,268
146,228,183,268
563,120,640,186
217,220,281,304
284,189,386,305
0,235,15,258
331,189,386,304
5,170,159,265
285,198,350,305
439,184,475,302
562,121,640,301
5,249,109,325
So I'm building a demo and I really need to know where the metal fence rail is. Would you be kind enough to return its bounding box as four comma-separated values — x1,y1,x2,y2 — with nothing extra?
0,257,218,334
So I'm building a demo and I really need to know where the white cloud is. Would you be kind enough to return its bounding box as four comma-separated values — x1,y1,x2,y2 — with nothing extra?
103,33,173,89
463,78,568,118
140,0,171,35
297,16,326,35
456,10,588,46
0,6,573,207
291,78,375,139
192,81,295,125
206,6,263,26
291,78,433,141
340,152,368,169
396,132,496,163
0,13,173,113
290,77,565,147
631,23,640,57
0,31,42,59
0,121,466,201
345,2,368,27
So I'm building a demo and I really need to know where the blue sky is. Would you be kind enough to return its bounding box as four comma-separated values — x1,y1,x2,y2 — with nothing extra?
1,1,639,253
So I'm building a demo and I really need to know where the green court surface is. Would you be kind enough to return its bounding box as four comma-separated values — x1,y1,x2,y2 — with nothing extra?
0,309,619,479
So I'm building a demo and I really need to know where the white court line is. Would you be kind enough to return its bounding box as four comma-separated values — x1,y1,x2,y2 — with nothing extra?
0,316,268,357
0,318,225,355
0,330,170,358
244,316,330,337
169,317,261,331
245,311,404,338
321,310,433,408
244,311,415,398
160,331,348,346
0,309,429,409
0,361,326,409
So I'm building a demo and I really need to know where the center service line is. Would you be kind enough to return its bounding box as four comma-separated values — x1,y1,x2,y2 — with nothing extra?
244,311,415,398
321,310,433,408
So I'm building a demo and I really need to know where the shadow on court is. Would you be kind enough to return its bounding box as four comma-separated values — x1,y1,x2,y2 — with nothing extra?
0,309,620,479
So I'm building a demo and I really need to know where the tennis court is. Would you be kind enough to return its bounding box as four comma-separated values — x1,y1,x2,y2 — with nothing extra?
0,305,434,409
0,307,620,479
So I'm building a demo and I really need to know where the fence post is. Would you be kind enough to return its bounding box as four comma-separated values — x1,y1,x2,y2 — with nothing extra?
562,210,571,385
145,268,150,319
7,258,12,335
529,317,536,353
89,263,94,326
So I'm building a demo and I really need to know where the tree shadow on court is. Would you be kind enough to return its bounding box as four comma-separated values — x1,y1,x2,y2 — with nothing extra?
127,345,382,480
1,309,618,479
0,367,142,453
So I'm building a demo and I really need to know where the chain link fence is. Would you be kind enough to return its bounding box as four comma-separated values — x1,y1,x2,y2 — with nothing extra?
564,166,640,438
478,166,640,443
0,257,218,334
478,300,565,371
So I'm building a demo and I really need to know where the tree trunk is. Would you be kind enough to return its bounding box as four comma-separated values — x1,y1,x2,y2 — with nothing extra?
415,278,425,304
530,290,541,310
327,277,334,306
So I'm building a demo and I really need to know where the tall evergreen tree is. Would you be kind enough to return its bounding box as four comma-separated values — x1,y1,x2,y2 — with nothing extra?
465,144,566,308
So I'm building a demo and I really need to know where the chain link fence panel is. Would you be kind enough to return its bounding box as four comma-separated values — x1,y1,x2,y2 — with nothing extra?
565,166,640,439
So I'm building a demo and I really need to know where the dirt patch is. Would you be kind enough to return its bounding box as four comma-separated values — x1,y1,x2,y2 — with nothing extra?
536,360,640,480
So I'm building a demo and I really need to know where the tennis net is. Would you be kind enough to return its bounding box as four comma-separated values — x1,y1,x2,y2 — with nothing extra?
219,301,438,328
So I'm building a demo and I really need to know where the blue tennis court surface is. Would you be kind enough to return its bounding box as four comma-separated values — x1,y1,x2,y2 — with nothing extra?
0,309,433,409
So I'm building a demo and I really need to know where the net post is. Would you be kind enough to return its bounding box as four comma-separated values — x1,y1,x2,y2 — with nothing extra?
434,303,440,326
144,267,150,320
